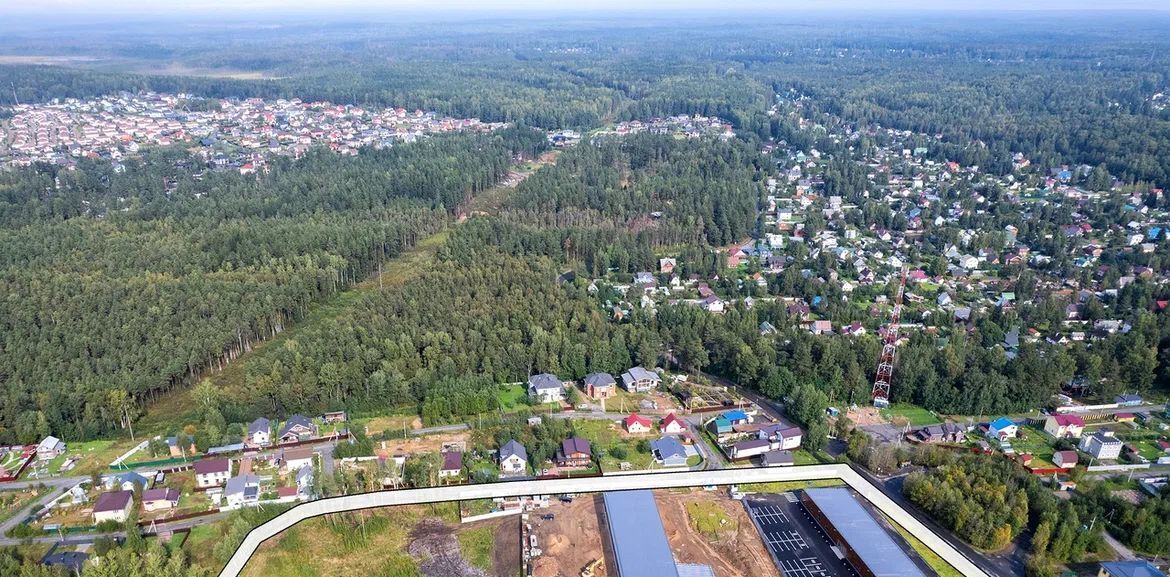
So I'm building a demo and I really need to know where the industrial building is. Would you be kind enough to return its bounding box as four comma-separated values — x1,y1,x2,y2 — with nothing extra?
800,487,928,577
601,490,715,577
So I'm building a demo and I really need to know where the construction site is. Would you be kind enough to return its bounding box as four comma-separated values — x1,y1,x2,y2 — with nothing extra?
522,488,777,577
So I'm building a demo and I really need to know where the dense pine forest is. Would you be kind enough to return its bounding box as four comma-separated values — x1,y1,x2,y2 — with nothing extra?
0,129,543,443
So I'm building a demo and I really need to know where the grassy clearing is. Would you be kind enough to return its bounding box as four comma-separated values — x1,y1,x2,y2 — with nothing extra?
880,403,942,426
457,526,495,570
237,503,461,577
573,419,655,471
881,513,964,577
737,478,844,493
1006,426,1057,467
686,501,736,539
495,385,530,413
0,489,45,524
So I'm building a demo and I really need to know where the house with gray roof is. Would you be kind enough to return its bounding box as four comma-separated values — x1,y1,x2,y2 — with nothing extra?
620,367,661,392
650,436,688,468
527,373,565,403
225,474,260,509
583,372,617,399
247,417,271,446
499,440,528,476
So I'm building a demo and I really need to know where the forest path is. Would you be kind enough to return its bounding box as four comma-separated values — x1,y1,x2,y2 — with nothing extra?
139,153,560,433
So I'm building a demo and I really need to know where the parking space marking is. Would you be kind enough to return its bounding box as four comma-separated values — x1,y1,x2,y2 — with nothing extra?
778,557,834,577
765,530,808,552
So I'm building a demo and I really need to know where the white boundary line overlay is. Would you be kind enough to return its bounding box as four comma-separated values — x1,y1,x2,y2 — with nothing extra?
217,464,989,577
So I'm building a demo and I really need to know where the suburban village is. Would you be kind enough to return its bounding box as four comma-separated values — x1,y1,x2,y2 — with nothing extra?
2,90,1170,577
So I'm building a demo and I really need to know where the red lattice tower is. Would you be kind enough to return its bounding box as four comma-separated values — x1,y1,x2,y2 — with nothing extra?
872,267,907,408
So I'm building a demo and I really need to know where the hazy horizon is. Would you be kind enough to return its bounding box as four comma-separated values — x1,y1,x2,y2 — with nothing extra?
3,0,1169,18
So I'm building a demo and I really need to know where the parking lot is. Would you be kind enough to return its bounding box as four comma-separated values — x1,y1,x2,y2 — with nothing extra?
744,494,857,577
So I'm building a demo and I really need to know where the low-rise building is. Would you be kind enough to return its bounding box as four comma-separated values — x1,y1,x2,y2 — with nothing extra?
92,490,133,524
527,373,565,403
651,436,688,467
36,436,66,461
583,372,617,399
1098,560,1167,577
556,437,592,468
225,475,260,509
620,367,661,392
623,413,653,434
439,451,463,478
194,458,231,488
1044,415,1085,439
1080,432,1123,460
1053,450,1080,469
142,488,180,512
247,418,271,446
499,440,528,476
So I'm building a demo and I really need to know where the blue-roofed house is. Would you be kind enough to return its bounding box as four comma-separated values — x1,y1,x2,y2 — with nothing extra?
722,410,749,425
650,436,688,468
987,417,1018,441
1099,560,1167,577
707,416,732,437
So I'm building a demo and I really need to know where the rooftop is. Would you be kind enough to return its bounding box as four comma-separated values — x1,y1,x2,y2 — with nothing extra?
602,490,680,577
803,488,928,577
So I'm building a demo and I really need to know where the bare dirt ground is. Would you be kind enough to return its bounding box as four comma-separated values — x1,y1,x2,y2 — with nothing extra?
530,494,609,577
847,406,887,426
655,490,780,577
491,515,521,577
374,431,471,457
410,518,486,577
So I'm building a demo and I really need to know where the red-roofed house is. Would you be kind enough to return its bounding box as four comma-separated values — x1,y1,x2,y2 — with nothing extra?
1053,450,1079,469
1044,415,1085,439
623,414,653,434
661,413,686,435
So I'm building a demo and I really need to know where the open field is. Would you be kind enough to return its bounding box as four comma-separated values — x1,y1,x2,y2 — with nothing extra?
656,489,778,577
880,403,943,426
572,419,654,471
238,502,488,577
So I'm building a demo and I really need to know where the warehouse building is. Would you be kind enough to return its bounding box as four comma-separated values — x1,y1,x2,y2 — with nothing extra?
601,490,714,577
800,488,928,577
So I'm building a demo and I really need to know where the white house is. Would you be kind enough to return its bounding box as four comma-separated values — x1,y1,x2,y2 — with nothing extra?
225,475,260,509
527,374,565,404
37,436,66,461
620,367,661,393
499,440,528,476
92,491,133,524
247,418,271,446
193,458,231,488
987,418,1018,441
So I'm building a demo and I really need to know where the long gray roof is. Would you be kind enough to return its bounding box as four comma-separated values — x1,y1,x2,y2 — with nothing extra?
528,373,562,391
803,488,927,577
602,490,680,577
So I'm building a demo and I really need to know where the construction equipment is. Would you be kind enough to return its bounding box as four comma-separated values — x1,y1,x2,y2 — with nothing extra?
580,559,604,577
872,267,907,408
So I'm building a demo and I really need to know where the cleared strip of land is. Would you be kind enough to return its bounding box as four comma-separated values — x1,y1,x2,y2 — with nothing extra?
219,464,990,577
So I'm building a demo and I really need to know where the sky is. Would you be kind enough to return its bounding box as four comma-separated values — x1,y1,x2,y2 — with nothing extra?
2,0,1167,16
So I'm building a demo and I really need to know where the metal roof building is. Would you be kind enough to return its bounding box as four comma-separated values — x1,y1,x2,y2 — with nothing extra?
801,488,928,577
602,490,680,577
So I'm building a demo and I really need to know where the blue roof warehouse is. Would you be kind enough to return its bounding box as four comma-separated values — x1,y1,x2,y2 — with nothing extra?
601,490,715,577
800,487,929,577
